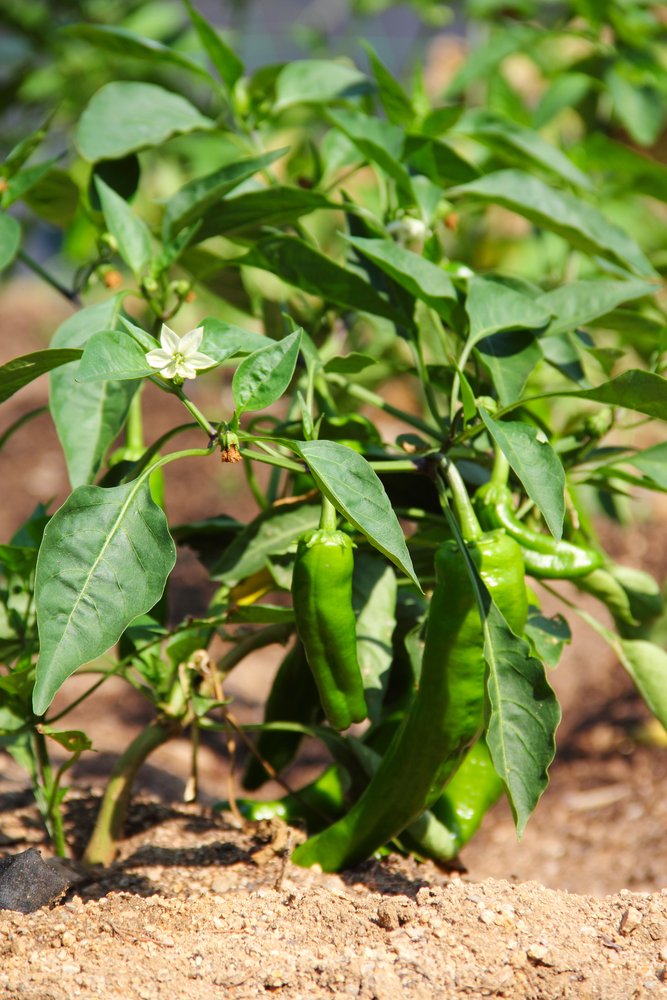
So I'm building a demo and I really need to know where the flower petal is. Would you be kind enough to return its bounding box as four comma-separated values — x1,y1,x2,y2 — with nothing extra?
160,324,181,353
178,326,205,355
160,361,179,379
178,362,198,379
146,348,173,370
187,351,216,370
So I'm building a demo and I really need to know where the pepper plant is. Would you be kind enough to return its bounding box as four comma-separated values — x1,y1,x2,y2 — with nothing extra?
0,1,666,869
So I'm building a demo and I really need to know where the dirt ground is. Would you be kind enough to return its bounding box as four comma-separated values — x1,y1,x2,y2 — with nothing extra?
1,281,667,998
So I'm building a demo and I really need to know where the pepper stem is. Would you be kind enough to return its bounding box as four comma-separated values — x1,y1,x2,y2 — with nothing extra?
489,446,510,489
440,458,482,542
319,495,338,533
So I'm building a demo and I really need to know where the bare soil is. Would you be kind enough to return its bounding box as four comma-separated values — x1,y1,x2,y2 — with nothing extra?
1,281,667,998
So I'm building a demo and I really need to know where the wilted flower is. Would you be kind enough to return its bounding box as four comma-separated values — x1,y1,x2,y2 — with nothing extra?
146,324,215,381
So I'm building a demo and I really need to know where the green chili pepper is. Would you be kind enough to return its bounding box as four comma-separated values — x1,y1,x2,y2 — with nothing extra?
428,738,504,851
292,500,368,731
225,765,348,829
243,639,322,791
474,449,602,579
292,464,526,872
573,564,664,639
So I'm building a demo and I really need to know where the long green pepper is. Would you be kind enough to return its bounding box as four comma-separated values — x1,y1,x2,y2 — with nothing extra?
292,463,526,871
291,500,367,731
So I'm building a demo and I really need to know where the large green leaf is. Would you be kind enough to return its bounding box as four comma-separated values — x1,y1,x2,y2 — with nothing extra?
539,279,657,336
483,600,561,836
454,109,591,189
0,349,81,402
296,440,419,589
243,235,395,320
33,479,175,714
161,149,287,238
49,298,138,488
183,0,243,90
75,82,215,161
465,275,551,345
403,135,478,186
201,318,268,359
352,554,397,723
362,42,414,128
480,409,565,540
0,212,20,271
212,501,320,584
194,187,336,242
77,331,155,382
450,169,657,278
476,330,542,407
327,109,414,199
232,329,302,414
95,177,151,277
570,370,667,419
63,24,212,82
346,236,456,317
274,60,373,110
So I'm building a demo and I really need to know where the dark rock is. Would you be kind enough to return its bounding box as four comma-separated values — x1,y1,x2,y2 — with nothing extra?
0,848,70,913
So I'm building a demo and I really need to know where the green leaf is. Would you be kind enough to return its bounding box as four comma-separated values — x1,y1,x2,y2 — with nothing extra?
33,479,175,714
480,409,566,540
362,42,414,128
0,349,82,402
183,0,243,90
524,608,571,669
454,109,591,189
570,370,667,420
77,331,154,382
41,726,93,754
296,440,420,589
484,600,561,836
465,275,551,345
50,298,139,488
327,109,414,199
323,353,376,375
194,186,336,242
274,59,373,110
476,330,542,407
75,82,215,161
578,134,667,205
538,279,657,337
63,24,213,83
628,442,667,488
618,640,667,729
352,554,397,723
0,212,20,271
232,329,302,414
404,135,478,186
532,73,592,129
450,169,658,278
607,66,664,147
22,169,79,225
161,148,287,238
95,177,151,277
201,318,268,359
244,235,395,320
212,501,320,584
346,236,456,316
5,157,61,207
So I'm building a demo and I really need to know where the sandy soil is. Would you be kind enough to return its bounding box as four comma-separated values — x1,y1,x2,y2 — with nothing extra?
1,280,667,998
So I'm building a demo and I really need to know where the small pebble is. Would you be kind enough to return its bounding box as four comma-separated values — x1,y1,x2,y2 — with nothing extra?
620,907,643,935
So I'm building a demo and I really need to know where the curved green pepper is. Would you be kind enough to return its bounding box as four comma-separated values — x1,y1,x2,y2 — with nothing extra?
243,639,322,791
292,517,368,731
226,765,348,829
474,449,602,579
292,515,527,871
574,564,664,639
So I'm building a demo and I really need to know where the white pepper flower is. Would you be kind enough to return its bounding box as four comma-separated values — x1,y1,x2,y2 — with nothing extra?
146,324,215,381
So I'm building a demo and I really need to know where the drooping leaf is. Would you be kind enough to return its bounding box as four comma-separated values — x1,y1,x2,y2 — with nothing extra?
483,599,561,836
539,279,657,337
75,82,215,161
33,478,176,714
212,501,320,584
49,298,138,488
346,235,456,316
95,177,151,277
327,108,415,199
465,275,551,345
194,186,336,242
161,148,287,238
274,59,373,110
243,235,395,320
183,0,243,90
63,24,213,82
0,212,21,271
476,330,542,406
232,329,302,414
618,639,667,729
450,169,658,278
352,554,397,723
296,440,420,589
77,331,155,382
480,409,566,540
569,370,667,420
0,349,82,402
524,608,571,668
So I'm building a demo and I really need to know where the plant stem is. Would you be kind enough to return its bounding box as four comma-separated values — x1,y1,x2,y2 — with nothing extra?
489,446,510,489
17,249,80,306
319,495,338,532
82,718,180,867
32,729,68,857
172,386,218,438
125,387,144,455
